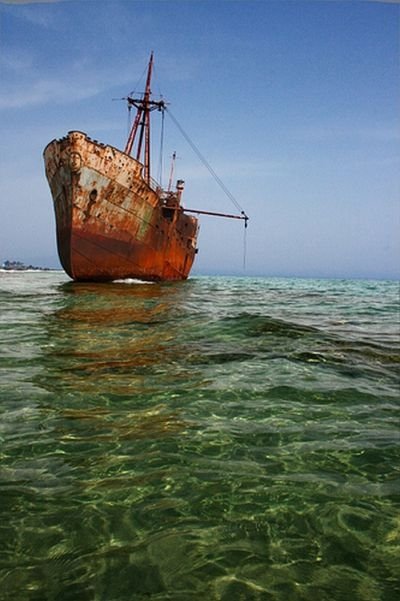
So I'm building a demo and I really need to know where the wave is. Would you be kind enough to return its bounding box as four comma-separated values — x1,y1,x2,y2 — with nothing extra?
112,278,155,284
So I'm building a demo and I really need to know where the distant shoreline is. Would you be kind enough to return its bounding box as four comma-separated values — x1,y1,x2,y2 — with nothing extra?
0,268,61,273
1,260,54,272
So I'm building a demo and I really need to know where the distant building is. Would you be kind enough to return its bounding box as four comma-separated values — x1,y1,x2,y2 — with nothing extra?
1,260,48,271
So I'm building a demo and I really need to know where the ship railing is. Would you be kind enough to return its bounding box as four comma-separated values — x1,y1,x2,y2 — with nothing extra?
148,176,162,193
146,176,178,204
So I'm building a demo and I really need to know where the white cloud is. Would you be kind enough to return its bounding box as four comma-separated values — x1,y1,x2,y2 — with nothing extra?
0,77,100,109
0,59,136,109
0,48,199,111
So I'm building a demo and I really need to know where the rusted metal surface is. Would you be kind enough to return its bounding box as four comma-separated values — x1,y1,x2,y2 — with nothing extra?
44,131,199,282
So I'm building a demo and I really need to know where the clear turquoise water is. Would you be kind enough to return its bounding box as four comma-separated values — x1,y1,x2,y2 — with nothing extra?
0,272,399,601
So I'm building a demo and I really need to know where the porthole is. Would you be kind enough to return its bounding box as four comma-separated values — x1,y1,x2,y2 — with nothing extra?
89,189,98,202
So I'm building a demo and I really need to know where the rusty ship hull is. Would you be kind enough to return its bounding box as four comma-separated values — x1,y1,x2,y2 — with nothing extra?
44,131,199,282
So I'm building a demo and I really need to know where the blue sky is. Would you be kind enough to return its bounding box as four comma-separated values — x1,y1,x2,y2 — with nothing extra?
0,0,399,278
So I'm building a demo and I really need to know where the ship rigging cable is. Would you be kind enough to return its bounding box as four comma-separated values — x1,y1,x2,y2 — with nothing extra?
157,106,165,187
165,107,249,224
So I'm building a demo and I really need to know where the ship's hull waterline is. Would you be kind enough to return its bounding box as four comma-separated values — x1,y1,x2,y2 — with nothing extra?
44,131,199,282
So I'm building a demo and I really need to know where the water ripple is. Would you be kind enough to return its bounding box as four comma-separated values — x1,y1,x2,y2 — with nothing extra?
0,273,399,600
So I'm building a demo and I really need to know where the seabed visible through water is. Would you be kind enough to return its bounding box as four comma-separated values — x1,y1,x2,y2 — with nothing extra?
0,272,399,600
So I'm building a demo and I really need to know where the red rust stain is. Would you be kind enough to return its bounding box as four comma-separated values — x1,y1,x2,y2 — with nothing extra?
44,132,199,282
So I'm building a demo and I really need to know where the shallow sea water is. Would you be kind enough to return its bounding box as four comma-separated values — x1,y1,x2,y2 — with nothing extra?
0,272,399,601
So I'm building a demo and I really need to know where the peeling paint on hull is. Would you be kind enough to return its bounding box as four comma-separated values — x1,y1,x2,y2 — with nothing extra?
44,131,199,282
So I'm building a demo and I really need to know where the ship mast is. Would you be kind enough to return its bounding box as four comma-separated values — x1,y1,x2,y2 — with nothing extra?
124,54,249,227
124,52,165,184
